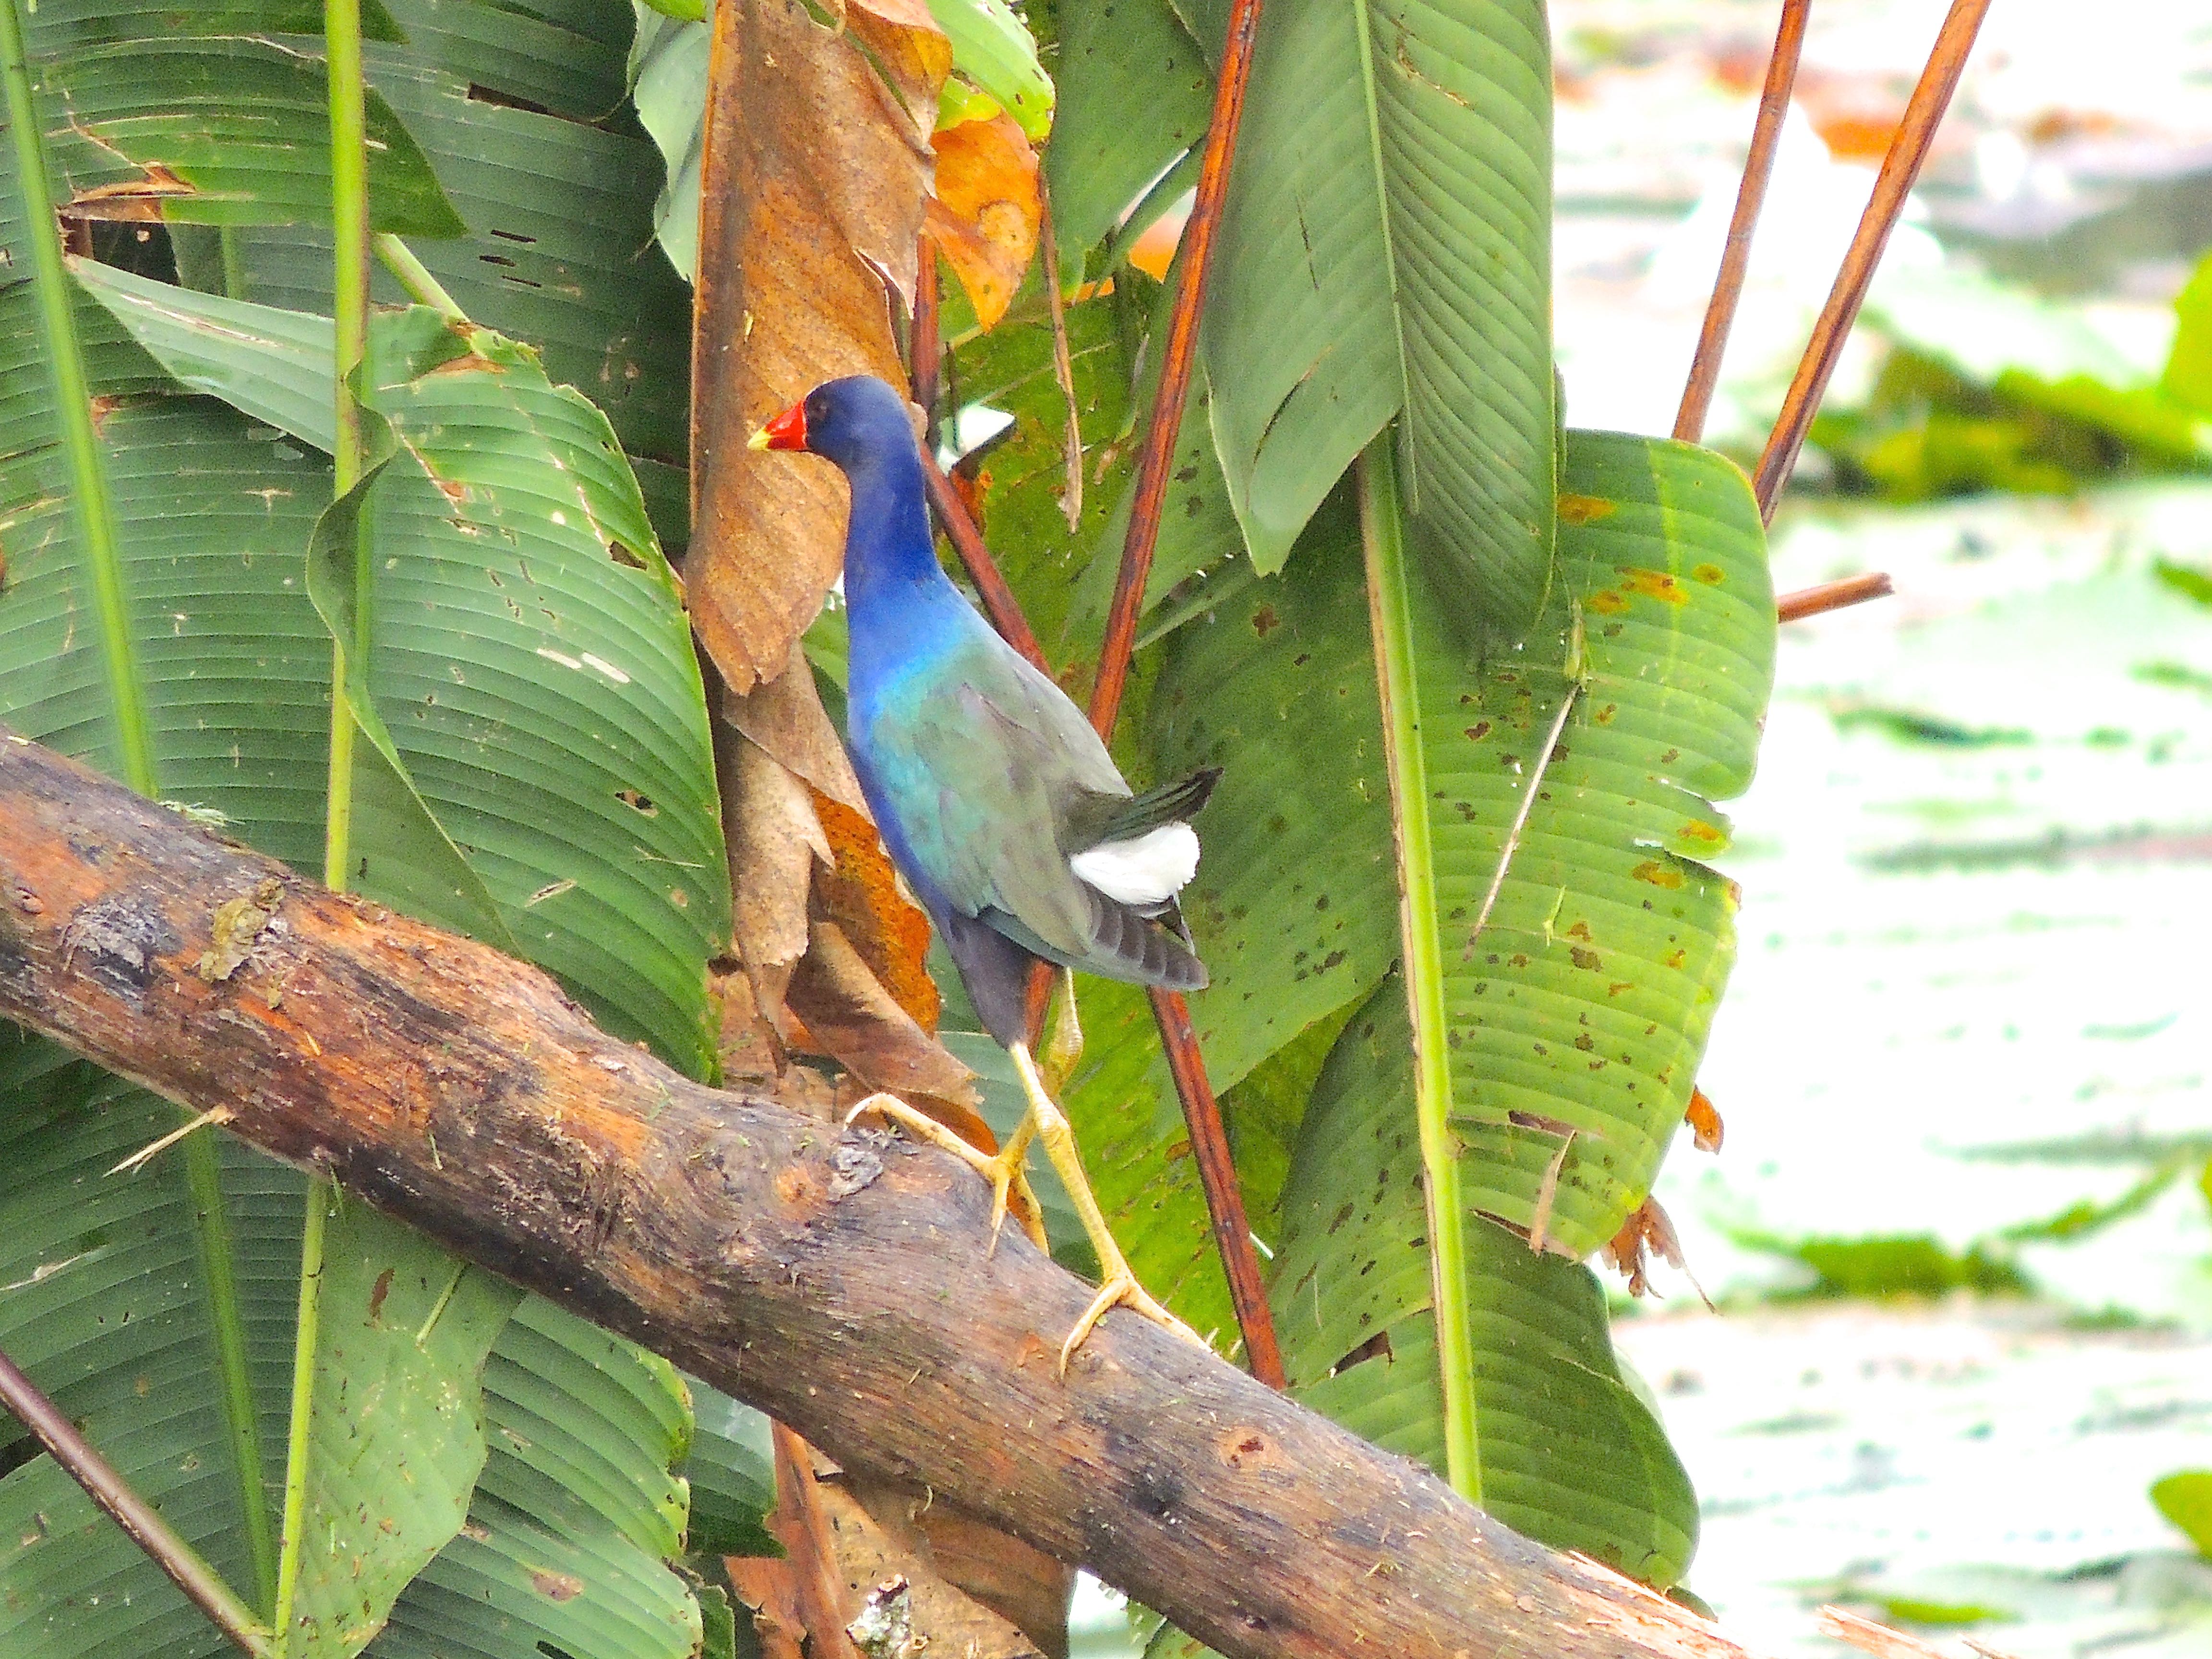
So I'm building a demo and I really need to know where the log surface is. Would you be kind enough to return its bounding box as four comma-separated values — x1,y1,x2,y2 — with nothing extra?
0,730,1762,1659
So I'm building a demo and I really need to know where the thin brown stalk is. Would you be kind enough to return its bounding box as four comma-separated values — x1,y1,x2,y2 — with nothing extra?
1777,571,1894,621
911,231,941,443
1037,176,1083,532
921,451,1047,668
0,1345,271,1655
1752,0,1992,520
1149,986,1286,1384
1070,0,1282,1388
1674,0,1809,443
1087,0,1268,737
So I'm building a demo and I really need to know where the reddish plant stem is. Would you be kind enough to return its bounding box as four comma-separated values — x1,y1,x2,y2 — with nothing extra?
1151,986,1285,1382
1776,571,1894,622
0,1345,269,1655
912,231,941,444
1673,0,1809,444
1087,0,1264,736
1752,0,1992,521
1077,0,1282,1391
921,452,1047,669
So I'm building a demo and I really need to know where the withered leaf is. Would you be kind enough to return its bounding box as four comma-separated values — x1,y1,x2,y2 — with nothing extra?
925,113,1040,330
1684,1087,1724,1154
784,919,974,1106
809,788,938,1033
690,0,944,695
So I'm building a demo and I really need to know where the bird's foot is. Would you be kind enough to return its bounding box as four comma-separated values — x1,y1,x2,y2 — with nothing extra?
1003,1042,1210,1374
1059,1254,1206,1376
845,1094,1046,1251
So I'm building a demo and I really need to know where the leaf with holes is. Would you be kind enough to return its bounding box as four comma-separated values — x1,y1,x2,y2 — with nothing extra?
1268,977,1698,1586
71,264,726,1072
287,1198,523,1655
1396,432,1772,1259
39,35,461,235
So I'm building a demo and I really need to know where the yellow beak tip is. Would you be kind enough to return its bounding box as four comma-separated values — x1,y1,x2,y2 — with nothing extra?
745,428,773,451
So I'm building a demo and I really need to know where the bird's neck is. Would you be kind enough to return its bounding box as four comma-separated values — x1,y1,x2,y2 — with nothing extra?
840,445,950,610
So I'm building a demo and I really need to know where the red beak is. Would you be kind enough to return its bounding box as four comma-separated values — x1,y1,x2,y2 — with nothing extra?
749,399,808,452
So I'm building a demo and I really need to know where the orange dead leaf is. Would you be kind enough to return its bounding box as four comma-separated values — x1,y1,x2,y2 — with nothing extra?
783,919,975,1107
689,0,945,697
1684,1087,1724,1154
1127,191,1191,281
925,113,1040,330
809,788,939,1032
1604,1195,1707,1304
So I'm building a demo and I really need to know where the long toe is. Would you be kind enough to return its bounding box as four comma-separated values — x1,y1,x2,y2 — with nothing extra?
1058,1273,1207,1375
847,1095,1047,1249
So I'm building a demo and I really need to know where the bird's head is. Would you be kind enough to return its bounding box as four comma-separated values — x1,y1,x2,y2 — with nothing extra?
747,375,916,474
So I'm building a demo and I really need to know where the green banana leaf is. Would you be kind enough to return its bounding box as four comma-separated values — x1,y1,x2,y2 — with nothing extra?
289,1198,526,1653
1057,493,1400,1340
1270,975,1698,1586
369,1299,706,1659
0,36,752,1649
32,33,462,237
1383,431,1772,1261
1044,0,1212,264
230,0,696,516
629,3,712,283
69,262,726,1071
1201,0,1555,630
0,1048,297,1659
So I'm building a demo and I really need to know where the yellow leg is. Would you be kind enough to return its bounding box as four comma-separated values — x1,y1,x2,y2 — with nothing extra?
1007,1042,1206,1373
845,1094,1046,1251
1040,966,1084,1095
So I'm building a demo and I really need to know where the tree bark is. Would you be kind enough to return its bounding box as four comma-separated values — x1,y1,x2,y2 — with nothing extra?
0,729,1766,1659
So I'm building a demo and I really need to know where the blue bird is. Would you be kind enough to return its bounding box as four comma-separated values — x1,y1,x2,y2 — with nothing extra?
751,374,1216,1365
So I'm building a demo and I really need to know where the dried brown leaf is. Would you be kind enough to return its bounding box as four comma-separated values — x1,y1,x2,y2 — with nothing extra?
924,113,1040,330
809,789,938,1032
720,718,830,990
690,0,944,695
66,162,193,221
784,919,974,1106
724,640,866,812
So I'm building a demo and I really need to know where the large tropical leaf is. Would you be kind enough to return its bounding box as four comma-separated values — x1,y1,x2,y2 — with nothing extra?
70,262,727,1072
1201,0,1554,630
1044,0,1213,264
0,39,729,1650
227,0,697,519
1268,976,1698,1585
0,1047,297,1659
289,1200,525,1653
369,1299,704,1659
1383,431,1773,1260
23,18,463,237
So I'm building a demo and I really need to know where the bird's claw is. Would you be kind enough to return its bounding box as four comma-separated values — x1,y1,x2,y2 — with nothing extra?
845,1094,1046,1251
1059,1271,1206,1375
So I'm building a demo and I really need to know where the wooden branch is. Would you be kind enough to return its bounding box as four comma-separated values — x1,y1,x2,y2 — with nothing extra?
0,729,1776,1659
